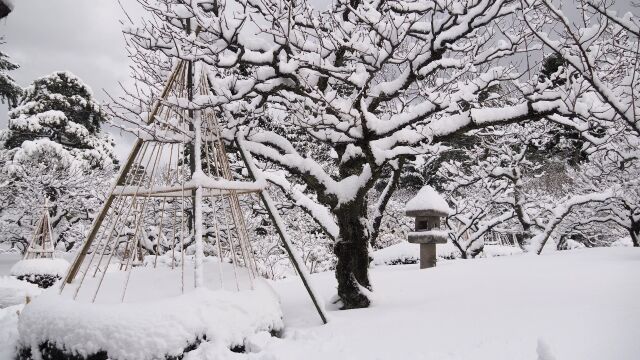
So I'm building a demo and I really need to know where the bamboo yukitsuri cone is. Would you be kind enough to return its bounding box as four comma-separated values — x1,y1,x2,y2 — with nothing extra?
59,59,327,323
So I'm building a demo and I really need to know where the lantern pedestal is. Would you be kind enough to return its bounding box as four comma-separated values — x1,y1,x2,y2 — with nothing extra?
408,227,448,269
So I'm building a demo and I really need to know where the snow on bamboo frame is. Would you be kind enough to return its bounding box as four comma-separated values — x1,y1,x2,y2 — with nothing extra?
59,60,264,303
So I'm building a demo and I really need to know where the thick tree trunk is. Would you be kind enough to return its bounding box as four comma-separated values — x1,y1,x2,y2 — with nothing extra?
334,200,371,309
630,227,639,248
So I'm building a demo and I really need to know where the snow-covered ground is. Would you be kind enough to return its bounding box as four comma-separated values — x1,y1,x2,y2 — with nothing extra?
1,247,639,359
271,247,640,360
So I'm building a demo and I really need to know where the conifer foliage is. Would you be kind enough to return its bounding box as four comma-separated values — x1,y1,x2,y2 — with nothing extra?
0,47,21,107
3,71,116,168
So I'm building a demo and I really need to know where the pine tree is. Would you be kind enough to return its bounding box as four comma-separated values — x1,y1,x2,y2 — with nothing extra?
3,71,116,168
0,71,116,253
0,45,21,108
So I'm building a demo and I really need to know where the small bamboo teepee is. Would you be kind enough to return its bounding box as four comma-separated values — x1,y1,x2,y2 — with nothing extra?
23,200,56,260
60,60,327,323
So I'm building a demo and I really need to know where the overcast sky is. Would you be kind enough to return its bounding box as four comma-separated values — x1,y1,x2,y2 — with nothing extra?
0,0,142,160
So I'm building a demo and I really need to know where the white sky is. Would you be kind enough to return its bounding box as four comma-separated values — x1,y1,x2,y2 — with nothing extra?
0,0,142,161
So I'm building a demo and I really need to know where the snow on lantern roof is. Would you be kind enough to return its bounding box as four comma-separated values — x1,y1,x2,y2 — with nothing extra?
405,185,451,217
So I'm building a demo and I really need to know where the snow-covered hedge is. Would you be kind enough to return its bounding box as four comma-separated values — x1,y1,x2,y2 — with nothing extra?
10,259,69,288
17,281,283,360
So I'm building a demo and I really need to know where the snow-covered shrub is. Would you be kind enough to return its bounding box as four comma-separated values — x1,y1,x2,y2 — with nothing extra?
370,242,419,266
10,258,69,288
0,139,113,254
482,245,523,258
16,282,283,360
611,237,634,248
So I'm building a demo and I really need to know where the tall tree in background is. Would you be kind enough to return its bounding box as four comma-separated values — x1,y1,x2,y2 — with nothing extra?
0,43,21,108
522,0,640,247
3,71,116,168
0,71,116,253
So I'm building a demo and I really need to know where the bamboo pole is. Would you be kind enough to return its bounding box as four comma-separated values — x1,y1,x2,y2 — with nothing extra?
63,61,185,287
236,137,329,324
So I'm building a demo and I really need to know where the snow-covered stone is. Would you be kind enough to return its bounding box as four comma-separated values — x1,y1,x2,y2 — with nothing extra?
405,186,451,217
407,229,450,244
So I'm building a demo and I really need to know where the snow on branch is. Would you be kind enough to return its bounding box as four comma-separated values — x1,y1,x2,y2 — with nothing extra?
529,189,616,254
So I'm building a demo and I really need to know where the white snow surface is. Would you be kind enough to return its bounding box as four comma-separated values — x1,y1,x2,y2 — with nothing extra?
2,248,639,359
268,247,640,360
405,185,452,215
10,258,70,277
18,280,283,360
0,305,22,359
0,277,41,308
483,244,525,257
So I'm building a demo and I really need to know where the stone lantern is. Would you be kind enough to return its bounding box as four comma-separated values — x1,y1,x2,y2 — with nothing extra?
405,186,451,269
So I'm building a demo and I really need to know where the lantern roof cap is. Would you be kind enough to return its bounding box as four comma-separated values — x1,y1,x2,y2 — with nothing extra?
405,186,451,218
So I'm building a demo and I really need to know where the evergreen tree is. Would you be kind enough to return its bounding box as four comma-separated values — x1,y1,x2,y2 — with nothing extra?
0,71,116,253
2,71,116,168
0,45,21,107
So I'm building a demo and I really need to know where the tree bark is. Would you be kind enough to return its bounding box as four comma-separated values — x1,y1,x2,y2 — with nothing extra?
630,225,640,247
334,200,371,309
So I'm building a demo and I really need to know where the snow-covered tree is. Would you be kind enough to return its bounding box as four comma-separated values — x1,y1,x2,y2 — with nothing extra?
0,139,113,252
3,71,116,168
0,72,116,253
119,0,601,308
0,44,21,108
521,0,640,248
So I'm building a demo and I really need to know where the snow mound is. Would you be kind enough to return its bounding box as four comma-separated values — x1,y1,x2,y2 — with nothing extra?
0,304,23,359
371,241,462,266
611,237,634,247
405,185,451,216
372,241,419,265
10,258,69,277
483,244,524,257
18,280,283,360
0,277,42,308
